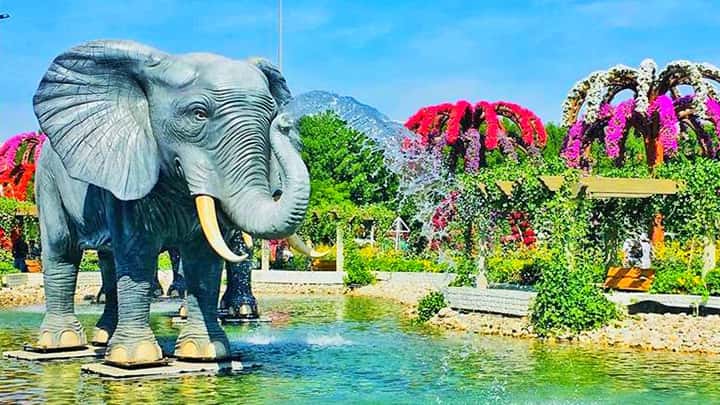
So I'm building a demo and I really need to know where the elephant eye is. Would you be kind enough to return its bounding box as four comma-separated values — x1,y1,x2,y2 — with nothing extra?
193,107,208,121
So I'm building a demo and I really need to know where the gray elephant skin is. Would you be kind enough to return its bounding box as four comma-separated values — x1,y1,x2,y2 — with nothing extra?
32,40,310,366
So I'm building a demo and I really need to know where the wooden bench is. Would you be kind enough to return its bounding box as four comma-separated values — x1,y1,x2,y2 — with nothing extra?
603,267,655,292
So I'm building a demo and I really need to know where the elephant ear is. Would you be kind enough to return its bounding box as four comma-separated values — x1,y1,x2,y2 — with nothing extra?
34,40,171,200
249,58,292,107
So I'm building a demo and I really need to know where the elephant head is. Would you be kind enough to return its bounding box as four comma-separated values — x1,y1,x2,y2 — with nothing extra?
33,40,310,261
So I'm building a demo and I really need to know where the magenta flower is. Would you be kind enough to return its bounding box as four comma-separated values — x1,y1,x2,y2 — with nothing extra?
561,119,586,167
604,99,635,159
649,95,679,155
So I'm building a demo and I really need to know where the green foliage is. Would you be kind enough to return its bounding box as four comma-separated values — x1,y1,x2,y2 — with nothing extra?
448,256,477,287
298,111,399,207
532,256,618,335
0,248,17,274
486,246,551,285
416,291,447,322
79,250,100,272
650,240,720,296
344,247,376,286
655,158,720,241
0,197,39,242
158,252,172,271
529,173,618,335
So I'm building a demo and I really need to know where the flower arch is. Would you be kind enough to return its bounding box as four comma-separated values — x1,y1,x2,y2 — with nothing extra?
0,132,47,201
403,100,546,173
561,59,720,168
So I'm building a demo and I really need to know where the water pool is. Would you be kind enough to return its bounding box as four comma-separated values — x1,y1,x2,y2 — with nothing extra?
0,296,718,404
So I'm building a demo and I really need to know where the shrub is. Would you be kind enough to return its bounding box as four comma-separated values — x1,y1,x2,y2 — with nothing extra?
344,246,375,287
0,260,17,274
531,255,618,335
416,291,447,322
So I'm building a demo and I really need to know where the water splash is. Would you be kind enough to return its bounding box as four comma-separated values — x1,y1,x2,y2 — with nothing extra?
286,90,453,237
243,333,279,345
305,333,353,347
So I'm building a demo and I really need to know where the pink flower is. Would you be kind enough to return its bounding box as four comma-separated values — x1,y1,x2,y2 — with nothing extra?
446,101,472,145
561,119,586,167
706,97,720,141
604,99,635,159
476,101,500,149
649,95,679,155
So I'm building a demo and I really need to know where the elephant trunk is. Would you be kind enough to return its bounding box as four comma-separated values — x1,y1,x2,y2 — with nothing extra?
225,114,310,240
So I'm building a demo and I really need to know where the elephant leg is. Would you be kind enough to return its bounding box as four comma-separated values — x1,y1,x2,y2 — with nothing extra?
219,232,257,319
175,246,229,361
35,181,85,350
92,250,117,346
36,250,86,349
220,260,258,319
166,248,186,298
104,228,163,366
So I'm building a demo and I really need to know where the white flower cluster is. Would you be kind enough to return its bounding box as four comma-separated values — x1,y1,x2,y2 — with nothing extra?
699,63,720,98
662,61,711,119
561,72,603,127
636,59,656,113
584,72,609,124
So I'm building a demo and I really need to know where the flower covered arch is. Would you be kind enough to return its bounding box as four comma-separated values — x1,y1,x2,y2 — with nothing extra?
0,132,46,201
403,100,546,172
561,59,720,168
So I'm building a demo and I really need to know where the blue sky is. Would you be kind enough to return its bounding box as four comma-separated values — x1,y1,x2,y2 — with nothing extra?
1,0,719,138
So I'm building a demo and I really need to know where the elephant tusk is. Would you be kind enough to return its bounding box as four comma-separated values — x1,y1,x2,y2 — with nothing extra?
195,195,248,263
242,232,254,249
287,234,329,258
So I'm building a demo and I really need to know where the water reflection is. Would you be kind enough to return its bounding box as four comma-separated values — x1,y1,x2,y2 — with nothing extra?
0,296,719,403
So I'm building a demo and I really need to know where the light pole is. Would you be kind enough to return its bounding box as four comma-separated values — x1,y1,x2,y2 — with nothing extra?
277,0,282,71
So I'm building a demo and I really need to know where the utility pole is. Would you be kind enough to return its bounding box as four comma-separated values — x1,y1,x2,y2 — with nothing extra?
277,0,283,71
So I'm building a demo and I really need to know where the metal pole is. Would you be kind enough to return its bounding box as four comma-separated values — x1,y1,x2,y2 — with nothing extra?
277,0,283,71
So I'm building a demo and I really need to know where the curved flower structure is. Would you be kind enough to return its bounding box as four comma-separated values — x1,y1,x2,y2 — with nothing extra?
404,100,546,173
561,59,720,168
0,132,46,201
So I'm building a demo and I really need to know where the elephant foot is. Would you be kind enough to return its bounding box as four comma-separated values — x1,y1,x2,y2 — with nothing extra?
220,294,259,319
34,314,87,350
223,302,258,319
174,329,230,361
91,327,113,346
105,336,164,367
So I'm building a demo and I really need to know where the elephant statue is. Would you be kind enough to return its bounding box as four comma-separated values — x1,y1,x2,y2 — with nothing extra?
217,232,326,320
32,40,310,366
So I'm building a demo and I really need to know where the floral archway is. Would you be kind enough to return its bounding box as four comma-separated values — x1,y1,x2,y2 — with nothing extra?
0,132,46,201
401,100,546,251
561,59,720,169
403,100,547,172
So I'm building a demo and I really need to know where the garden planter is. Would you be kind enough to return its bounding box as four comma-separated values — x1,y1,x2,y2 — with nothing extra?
25,259,41,273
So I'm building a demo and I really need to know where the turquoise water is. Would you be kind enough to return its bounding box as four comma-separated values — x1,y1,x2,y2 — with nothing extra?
1,296,719,404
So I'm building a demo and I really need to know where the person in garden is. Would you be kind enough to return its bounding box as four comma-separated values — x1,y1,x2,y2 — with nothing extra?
11,233,28,272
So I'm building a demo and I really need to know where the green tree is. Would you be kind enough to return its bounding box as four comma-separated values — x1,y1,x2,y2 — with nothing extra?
298,112,399,208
